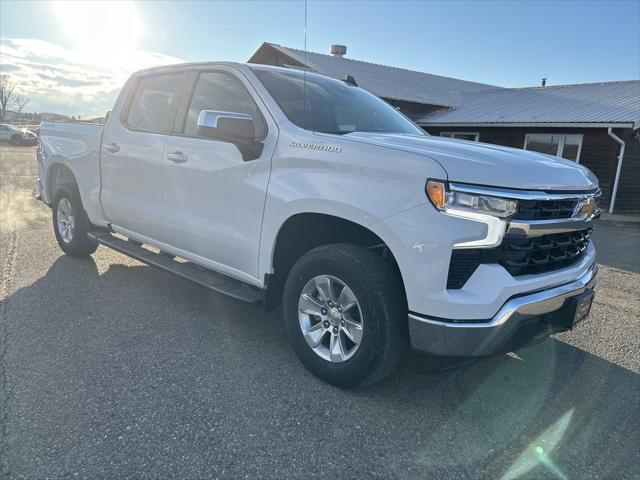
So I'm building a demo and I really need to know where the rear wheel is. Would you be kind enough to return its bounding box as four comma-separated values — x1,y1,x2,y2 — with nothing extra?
52,186,98,257
283,243,407,388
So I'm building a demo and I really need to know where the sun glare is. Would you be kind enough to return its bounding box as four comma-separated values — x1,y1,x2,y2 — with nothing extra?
54,1,141,53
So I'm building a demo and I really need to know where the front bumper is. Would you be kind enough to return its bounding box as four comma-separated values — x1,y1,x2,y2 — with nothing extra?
408,263,597,357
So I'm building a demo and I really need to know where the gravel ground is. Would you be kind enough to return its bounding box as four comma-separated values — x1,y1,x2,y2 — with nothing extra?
1,146,639,479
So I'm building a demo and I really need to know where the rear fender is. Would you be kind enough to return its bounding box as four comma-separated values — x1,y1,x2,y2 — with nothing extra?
43,157,108,227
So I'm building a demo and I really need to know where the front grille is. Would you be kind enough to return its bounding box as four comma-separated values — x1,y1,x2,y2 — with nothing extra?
500,229,592,276
447,229,592,289
512,199,579,220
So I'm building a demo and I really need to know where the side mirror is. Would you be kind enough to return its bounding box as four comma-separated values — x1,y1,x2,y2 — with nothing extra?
196,110,254,140
196,110,263,160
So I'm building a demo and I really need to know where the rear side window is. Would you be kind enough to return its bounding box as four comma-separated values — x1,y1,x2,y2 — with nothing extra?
183,71,266,139
125,73,185,132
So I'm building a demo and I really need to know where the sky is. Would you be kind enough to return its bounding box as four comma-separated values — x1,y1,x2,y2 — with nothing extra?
1,0,639,117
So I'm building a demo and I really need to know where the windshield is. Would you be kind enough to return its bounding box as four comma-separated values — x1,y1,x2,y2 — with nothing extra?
251,67,425,136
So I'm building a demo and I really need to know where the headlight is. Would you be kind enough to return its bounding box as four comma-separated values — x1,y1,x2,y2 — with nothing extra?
426,180,517,218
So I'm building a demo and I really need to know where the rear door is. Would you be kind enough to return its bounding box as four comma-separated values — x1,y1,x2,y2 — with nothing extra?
161,67,277,282
100,70,187,241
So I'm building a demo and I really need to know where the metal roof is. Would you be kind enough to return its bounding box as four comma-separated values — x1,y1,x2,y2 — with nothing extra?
418,81,640,129
259,43,500,108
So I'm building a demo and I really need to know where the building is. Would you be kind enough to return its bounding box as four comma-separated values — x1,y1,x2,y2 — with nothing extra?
249,42,640,212
249,42,501,120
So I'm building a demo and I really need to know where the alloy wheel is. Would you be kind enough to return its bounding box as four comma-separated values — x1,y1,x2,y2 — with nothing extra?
56,197,75,243
298,275,364,362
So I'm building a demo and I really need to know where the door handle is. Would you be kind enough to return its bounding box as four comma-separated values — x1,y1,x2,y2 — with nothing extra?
166,151,188,163
104,142,120,153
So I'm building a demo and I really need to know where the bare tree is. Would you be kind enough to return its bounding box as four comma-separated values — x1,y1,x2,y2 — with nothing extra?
14,95,30,122
0,74,16,122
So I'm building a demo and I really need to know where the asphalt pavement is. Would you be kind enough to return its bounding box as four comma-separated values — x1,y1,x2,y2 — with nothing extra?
1,146,639,479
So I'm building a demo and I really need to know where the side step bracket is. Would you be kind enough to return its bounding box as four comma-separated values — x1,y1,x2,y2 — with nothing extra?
89,232,263,304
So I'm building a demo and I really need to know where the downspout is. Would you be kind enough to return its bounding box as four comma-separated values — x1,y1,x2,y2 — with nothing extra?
607,127,626,213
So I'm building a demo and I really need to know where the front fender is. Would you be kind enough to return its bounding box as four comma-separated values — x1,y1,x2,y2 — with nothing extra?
258,138,447,281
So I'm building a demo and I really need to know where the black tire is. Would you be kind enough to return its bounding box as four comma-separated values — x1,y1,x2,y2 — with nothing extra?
283,243,407,388
10,134,22,145
52,185,98,257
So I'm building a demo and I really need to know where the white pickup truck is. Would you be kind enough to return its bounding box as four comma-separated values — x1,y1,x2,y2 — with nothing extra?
37,63,601,387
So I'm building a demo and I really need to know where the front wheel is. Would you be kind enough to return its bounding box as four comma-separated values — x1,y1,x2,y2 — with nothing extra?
52,186,98,257
283,243,407,388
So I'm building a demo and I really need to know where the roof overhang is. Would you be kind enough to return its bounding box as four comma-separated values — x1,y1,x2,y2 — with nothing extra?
418,122,636,129
380,96,452,109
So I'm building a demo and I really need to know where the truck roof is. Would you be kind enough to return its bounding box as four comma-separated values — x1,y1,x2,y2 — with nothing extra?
131,61,279,74
130,62,332,81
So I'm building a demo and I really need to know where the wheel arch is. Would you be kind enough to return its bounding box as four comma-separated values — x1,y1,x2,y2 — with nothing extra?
264,211,406,311
46,160,78,202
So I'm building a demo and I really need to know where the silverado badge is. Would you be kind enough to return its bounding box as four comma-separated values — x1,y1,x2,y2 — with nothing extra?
289,140,342,153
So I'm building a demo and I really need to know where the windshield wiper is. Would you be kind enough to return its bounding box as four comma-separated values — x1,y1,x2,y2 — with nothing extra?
319,130,352,135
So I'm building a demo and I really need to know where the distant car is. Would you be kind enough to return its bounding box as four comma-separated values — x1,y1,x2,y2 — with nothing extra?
0,123,38,146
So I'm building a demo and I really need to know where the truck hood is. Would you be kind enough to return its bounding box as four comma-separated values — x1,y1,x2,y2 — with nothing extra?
342,132,598,191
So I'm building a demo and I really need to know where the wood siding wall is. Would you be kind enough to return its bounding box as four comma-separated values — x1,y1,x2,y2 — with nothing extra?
616,130,640,212
423,126,632,212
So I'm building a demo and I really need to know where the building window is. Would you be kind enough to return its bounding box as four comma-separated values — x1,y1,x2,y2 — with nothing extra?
441,132,479,142
524,134,583,162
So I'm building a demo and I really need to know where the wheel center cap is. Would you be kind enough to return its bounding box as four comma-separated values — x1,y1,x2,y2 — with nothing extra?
328,308,341,325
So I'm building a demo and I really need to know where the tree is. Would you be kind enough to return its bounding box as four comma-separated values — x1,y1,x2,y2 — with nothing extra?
13,95,30,123
0,74,31,123
0,74,16,122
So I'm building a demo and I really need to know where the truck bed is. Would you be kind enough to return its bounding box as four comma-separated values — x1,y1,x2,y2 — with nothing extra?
39,122,104,154
38,121,105,225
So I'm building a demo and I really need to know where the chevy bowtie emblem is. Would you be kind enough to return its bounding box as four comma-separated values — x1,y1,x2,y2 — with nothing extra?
574,197,595,219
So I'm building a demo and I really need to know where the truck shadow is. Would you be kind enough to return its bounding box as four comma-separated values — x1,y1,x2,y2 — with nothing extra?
4,254,639,479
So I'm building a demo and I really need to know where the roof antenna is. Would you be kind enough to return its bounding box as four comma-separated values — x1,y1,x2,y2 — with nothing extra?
344,75,357,86
303,0,308,130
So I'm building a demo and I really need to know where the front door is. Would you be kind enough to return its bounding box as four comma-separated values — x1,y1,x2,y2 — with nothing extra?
100,71,187,241
162,68,276,282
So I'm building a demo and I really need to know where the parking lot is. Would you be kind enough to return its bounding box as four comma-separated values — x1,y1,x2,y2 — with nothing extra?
1,145,639,479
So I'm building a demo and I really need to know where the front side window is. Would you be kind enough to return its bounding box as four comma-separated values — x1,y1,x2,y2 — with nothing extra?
251,67,425,136
524,133,583,161
183,71,266,138
441,132,479,141
125,73,185,133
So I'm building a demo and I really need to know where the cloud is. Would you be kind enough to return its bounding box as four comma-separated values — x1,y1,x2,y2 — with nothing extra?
0,38,183,117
